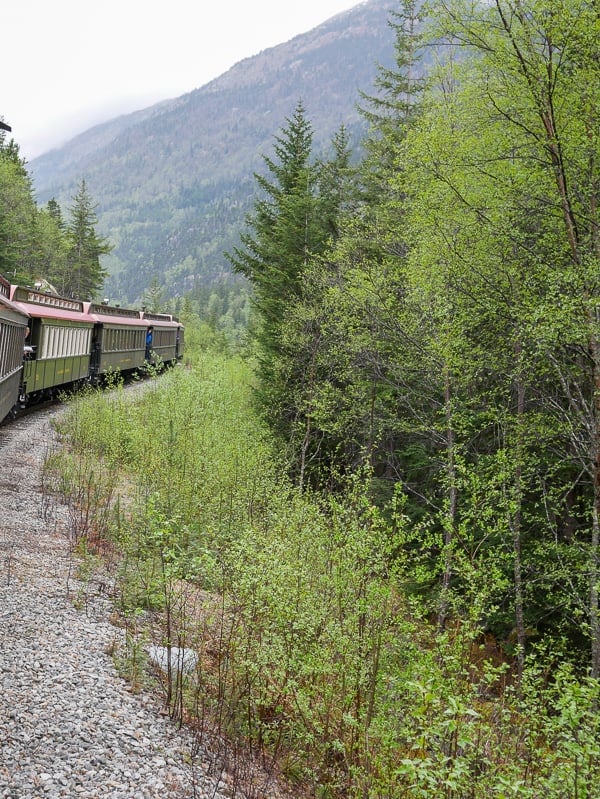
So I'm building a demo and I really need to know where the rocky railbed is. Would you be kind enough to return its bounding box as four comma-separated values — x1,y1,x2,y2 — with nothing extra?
0,408,228,799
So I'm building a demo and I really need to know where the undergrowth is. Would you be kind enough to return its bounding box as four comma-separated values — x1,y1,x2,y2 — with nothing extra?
44,353,600,799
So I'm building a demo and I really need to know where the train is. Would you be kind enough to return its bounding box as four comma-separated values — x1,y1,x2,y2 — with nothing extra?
0,274,184,424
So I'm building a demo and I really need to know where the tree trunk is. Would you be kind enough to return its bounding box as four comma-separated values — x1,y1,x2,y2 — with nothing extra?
588,334,600,679
511,342,526,685
438,365,457,630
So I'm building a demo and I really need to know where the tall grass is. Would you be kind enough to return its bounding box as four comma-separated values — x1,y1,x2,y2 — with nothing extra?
47,353,600,799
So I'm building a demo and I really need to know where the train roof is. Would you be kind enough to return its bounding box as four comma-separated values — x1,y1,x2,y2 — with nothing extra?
142,311,180,324
9,286,94,324
85,302,147,327
6,285,183,329
143,313,181,327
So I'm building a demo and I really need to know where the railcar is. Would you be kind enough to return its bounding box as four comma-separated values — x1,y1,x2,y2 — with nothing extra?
10,286,94,403
141,311,184,367
0,278,184,421
86,303,149,379
0,277,29,423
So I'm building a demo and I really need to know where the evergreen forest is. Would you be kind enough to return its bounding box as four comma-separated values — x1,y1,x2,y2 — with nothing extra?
0,136,110,299
5,0,600,796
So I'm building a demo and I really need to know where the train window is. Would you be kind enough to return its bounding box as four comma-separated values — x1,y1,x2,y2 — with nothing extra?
5,324,11,371
53,327,60,359
7,325,14,370
41,327,51,359
0,323,4,372
0,323,5,373
55,327,64,359
0,322,35,375
2,324,8,373
2,323,13,375
12,324,22,369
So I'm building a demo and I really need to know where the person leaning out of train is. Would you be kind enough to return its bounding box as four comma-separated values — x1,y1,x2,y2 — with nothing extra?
145,326,153,359
23,326,34,359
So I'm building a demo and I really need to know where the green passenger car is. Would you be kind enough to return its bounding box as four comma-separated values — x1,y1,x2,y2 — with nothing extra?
10,287,94,399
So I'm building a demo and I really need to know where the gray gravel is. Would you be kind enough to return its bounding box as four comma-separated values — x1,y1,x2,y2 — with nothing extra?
0,408,231,799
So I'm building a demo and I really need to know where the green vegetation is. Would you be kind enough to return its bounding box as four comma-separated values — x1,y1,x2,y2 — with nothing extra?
11,0,600,795
46,343,600,798
0,130,109,298
229,0,600,676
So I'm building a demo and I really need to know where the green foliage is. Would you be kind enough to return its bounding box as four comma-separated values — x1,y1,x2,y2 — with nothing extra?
227,102,360,486
46,343,600,797
0,139,109,295
38,1,600,793
62,179,111,299
181,276,251,351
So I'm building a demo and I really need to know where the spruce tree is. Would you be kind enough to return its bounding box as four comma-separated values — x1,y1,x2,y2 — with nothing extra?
64,180,111,299
227,102,325,436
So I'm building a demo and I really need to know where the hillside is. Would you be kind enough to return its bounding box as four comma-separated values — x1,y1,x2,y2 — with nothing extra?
29,0,397,303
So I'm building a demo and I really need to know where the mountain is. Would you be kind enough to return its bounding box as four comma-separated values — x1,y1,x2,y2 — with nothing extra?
29,0,398,303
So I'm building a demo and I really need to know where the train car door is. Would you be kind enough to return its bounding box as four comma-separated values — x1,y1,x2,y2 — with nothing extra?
90,323,103,380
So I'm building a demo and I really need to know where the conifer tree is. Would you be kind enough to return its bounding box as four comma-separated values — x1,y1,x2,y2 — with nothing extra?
288,0,428,490
227,102,330,438
0,137,39,283
64,180,111,299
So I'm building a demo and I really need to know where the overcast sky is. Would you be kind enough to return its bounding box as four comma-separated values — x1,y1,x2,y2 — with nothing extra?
3,0,361,161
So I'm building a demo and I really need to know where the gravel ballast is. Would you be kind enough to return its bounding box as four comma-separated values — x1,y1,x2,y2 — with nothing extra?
0,408,230,799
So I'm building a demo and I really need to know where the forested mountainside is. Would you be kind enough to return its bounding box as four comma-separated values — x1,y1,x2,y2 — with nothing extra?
29,0,397,304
